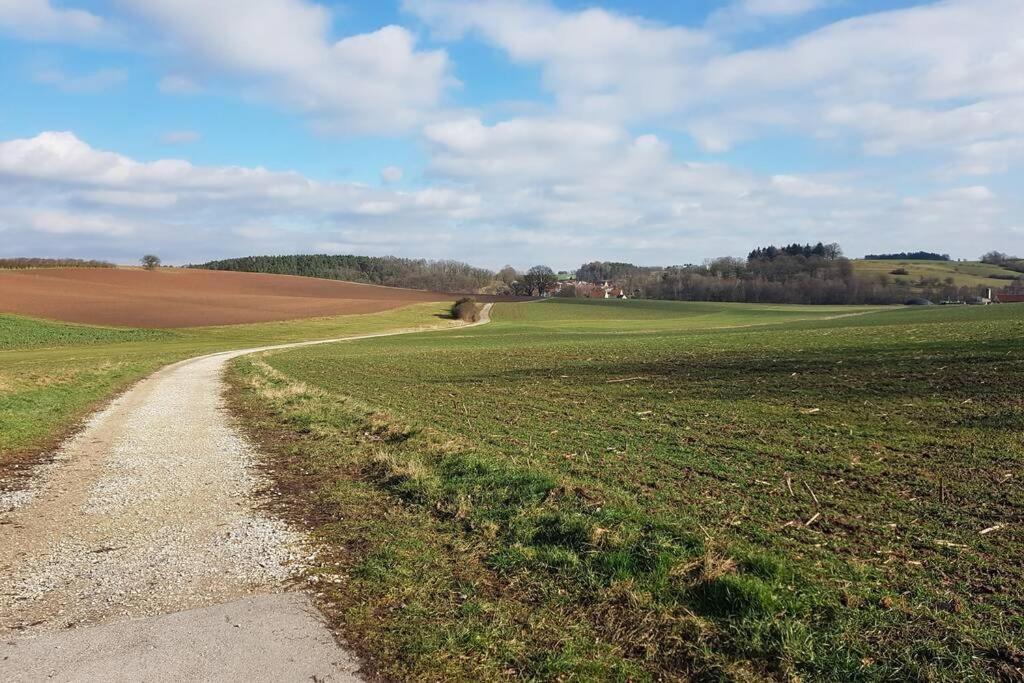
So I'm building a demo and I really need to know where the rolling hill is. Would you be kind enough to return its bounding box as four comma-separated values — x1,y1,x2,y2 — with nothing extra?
0,267,444,327
853,258,1022,291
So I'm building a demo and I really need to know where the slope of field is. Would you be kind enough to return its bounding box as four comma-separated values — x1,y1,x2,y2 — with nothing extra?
855,258,1022,289
0,267,444,327
0,315,174,350
229,300,1024,680
0,304,455,463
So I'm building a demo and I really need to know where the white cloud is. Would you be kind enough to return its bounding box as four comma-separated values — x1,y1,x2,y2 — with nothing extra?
33,67,127,93
771,174,844,198
737,0,826,17
407,0,1024,160
943,186,995,202
380,166,404,184
0,129,1019,266
405,0,711,122
946,138,1024,177
0,131,483,261
706,0,828,32
0,0,106,41
122,0,453,134
824,98,1024,155
76,190,179,209
11,208,135,236
160,130,202,145
424,117,627,181
159,74,202,95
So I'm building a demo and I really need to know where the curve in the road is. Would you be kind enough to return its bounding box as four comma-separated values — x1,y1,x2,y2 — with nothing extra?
0,304,492,682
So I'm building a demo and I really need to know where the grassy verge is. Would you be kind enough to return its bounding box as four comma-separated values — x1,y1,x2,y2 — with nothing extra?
0,303,456,465
227,299,1024,681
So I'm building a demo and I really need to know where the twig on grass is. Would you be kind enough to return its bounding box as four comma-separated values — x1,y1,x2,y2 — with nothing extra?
804,481,820,507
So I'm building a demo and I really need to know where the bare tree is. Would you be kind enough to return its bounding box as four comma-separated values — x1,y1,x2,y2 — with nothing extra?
141,254,161,270
523,265,556,296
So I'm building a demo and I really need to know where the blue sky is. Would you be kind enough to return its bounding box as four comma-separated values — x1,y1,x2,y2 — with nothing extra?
0,0,1021,268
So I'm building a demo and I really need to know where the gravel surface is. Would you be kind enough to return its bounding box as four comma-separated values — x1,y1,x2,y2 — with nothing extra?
0,350,306,632
0,306,491,674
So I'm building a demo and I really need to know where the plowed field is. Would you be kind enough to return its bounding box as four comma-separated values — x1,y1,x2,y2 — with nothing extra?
0,268,443,327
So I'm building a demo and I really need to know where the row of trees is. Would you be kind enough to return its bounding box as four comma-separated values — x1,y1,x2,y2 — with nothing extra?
191,245,1022,302
748,242,842,261
980,251,1024,274
489,265,559,296
193,254,496,292
565,244,1017,305
864,251,950,261
0,257,114,269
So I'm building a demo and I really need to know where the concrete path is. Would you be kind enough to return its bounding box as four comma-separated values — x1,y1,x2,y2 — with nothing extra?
0,305,492,680
0,593,359,682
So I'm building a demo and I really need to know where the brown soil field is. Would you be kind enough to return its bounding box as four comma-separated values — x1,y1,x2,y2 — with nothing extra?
0,268,447,327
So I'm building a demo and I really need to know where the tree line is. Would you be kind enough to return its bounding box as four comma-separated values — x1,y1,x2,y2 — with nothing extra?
561,244,1016,305
0,257,115,269
191,254,497,293
190,245,1022,304
864,251,950,261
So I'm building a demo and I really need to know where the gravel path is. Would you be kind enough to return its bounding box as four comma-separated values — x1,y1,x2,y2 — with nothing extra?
0,305,491,678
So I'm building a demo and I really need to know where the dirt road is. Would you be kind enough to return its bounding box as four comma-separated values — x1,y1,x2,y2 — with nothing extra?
0,305,491,681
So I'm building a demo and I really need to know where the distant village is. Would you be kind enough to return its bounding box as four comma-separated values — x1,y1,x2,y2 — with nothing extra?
543,272,630,299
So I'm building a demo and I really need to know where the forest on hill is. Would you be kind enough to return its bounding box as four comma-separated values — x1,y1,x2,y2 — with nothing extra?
191,254,496,293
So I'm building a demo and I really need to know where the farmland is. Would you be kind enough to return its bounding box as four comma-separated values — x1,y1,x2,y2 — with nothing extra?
230,299,1024,681
0,267,444,327
0,303,456,464
853,259,1022,291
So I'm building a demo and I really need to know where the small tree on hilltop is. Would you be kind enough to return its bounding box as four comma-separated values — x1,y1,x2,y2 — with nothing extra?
141,254,161,270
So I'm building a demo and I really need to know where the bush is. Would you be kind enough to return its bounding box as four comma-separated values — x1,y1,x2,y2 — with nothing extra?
451,297,482,322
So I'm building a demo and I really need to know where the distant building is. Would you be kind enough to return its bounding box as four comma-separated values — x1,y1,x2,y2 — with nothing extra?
996,285,1024,303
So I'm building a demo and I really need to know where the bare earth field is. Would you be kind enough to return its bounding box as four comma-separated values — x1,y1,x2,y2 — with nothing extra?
0,267,444,327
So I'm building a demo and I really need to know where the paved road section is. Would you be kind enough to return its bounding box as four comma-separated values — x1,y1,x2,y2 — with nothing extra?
0,593,360,682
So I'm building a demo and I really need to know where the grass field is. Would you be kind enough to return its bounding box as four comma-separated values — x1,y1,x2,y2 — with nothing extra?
229,299,1024,681
854,259,1022,290
0,304,456,461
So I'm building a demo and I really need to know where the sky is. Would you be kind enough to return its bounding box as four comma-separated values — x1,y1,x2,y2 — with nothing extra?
0,0,1022,269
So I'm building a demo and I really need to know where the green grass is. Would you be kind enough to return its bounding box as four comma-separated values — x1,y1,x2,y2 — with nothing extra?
0,304,456,457
0,316,175,350
229,299,1024,681
854,258,1022,290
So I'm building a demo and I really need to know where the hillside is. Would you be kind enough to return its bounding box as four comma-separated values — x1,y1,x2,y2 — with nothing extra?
0,268,443,327
854,258,1023,291
192,254,497,293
